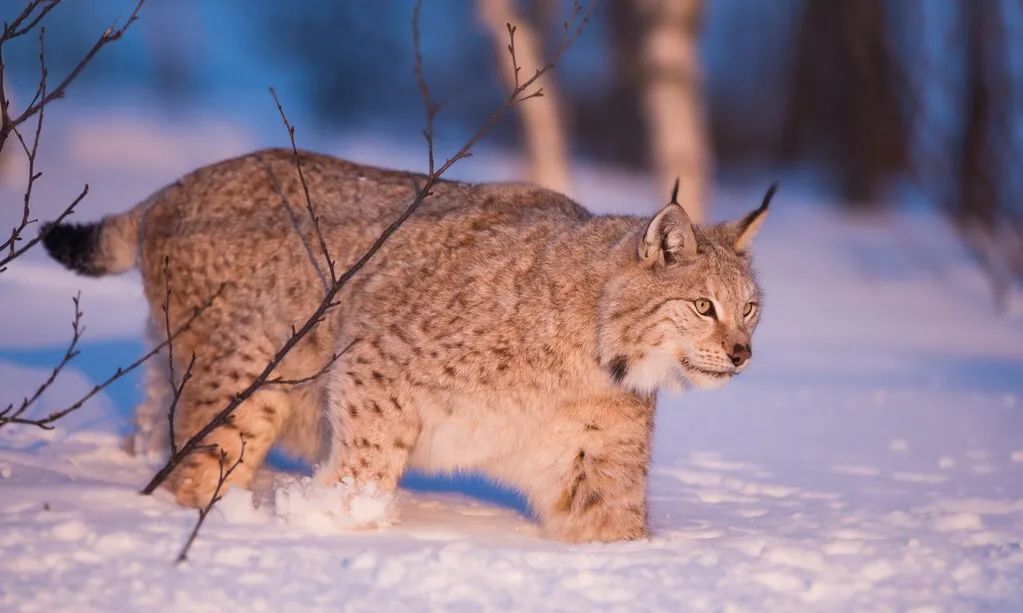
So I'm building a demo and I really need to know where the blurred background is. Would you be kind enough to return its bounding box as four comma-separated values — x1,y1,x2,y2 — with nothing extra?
0,0,1020,322
3,7,1023,598
0,0,1019,273
1,0,1021,308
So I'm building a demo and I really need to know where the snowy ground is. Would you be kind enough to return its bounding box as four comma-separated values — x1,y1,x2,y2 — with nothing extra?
2,108,1023,611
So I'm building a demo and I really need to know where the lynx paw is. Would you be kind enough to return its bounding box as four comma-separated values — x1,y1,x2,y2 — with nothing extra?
542,502,648,543
166,453,251,508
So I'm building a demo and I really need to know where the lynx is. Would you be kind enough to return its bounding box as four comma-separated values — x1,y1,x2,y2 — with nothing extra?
42,149,770,542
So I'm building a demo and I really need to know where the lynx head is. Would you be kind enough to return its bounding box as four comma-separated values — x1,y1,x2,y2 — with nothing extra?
598,181,775,393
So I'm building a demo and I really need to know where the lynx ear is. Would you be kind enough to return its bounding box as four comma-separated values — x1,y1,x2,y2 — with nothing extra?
728,182,776,254
639,179,697,266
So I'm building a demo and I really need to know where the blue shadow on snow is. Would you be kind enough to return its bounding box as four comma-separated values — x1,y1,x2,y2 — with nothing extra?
1,338,532,517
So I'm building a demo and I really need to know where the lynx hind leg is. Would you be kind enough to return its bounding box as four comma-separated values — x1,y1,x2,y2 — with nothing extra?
319,340,420,493
130,316,181,463
533,395,653,542
167,376,292,507
163,319,293,507
129,346,172,463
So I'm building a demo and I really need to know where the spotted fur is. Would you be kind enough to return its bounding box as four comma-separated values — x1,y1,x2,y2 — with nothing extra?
43,149,769,542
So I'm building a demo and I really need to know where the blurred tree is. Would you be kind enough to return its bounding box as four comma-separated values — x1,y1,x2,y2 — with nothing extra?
477,0,572,194
569,0,646,171
959,1,998,227
260,2,505,143
632,0,710,221
142,0,198,104
954,1,1021,301
781,0,908,206
887,0,1021,301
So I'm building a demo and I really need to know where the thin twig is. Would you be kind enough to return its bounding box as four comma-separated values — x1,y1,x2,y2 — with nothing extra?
0,0,152,430
0,0,144,268
3,1,59,41
264,338,358,387
140,0,595,496
268,87,337,284
3,0,146,144
0,285,222,430
0,185,87,274
141,280,340,494
0,2,56,142
505,22,521,91
1,26,50,270
175,436,246,564
0,292,82,423
162,257,177,450
412,0,440,174
263,357,337,387
166,354,195,454
161,256,197,455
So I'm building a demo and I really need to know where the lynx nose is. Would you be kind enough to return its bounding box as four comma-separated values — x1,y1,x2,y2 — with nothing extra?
728,343,751,367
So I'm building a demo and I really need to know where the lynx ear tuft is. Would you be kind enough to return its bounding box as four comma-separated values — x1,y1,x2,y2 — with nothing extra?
730,182,776,254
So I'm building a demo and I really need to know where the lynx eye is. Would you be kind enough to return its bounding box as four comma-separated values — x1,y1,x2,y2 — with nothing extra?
694,298,715,318
743,301,758,317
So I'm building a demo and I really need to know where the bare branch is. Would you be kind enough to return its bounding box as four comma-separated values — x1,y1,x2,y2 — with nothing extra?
140,0,595,496
413,0,440,174
3,1,59,41
505,22,521,91
166,353,195,454
440,0,592,171
0,26,54,272
162,257,177,450
264,338,358,387
0,0,133,270
0,292,82,423
558,0,590,56
0,184,87,274
161,257,197,455
4,0,146,143
517,88,545,102
175,436,246,564
264,356,335,389
0,285,222,431
268,87,337,284
0,1,56,139
0,1,153,431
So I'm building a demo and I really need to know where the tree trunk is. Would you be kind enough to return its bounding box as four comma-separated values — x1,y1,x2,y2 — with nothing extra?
477,0,572,195
633,0,710,221
781,0,907,205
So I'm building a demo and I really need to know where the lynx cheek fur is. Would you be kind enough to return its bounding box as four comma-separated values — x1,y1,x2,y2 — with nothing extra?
42,149,770,542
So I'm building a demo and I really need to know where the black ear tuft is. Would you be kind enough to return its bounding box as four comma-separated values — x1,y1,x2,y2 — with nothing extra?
728,182,777,254
740,182,778,228
670,177,680,206
760,181,778,211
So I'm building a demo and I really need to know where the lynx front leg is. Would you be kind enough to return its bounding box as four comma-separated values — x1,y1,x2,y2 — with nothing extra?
320,340,420,492
533,393,654,542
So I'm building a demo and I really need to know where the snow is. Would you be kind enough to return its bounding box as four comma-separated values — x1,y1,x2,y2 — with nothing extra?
2,108,1023,611
273,477,397,533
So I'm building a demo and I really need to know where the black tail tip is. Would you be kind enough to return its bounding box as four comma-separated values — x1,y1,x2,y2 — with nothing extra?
40,221,105,276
